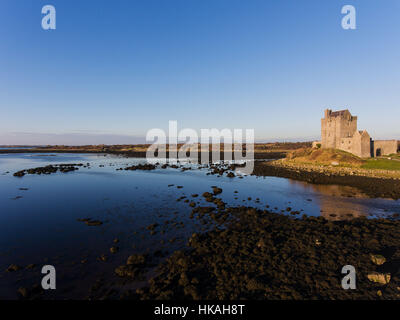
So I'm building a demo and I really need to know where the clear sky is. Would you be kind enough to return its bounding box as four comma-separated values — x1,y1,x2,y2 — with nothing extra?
0,0,399,145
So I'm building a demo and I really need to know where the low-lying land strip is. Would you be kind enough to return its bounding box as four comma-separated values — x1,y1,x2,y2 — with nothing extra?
0,142,309,160
253,148,400,199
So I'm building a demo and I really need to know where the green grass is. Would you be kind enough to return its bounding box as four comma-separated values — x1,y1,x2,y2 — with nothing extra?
362,158,400,171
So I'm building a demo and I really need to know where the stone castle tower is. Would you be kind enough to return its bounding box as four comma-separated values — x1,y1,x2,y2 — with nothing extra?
319,109,398,158
321,109,371,158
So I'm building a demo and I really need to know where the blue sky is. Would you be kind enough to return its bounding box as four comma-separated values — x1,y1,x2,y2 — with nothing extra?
0,0,399,144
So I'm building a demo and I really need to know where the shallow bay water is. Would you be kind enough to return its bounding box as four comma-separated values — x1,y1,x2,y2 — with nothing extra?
0,153,399,299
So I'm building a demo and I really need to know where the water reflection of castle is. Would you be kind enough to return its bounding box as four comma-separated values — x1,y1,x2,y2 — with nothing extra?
288,180,368,220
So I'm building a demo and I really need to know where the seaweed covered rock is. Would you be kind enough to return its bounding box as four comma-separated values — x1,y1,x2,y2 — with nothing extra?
13,164,83,177
115,254,149,279
367,272,391,285
212,187,223,195
138,206,400,300
127,254,148,266
370,254,386,266
124,164,156,171
115,265,140,278
6,264,21,272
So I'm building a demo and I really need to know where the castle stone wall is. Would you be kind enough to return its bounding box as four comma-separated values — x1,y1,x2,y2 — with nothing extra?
360,133,372,158
321,109,371,157
320,109,398,158
373,140,399,156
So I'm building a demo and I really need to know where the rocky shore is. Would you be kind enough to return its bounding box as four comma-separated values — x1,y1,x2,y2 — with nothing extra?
10,201,400,300
4,151,400,300
127,205,400,300
5,172,400,300
252,160,400,200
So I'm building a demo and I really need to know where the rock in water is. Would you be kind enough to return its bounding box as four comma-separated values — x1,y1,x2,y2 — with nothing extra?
212,187,223,195
110,246,119,254
127,254,147,266
370,254,386,265
17,287,29,298
6,264,21,272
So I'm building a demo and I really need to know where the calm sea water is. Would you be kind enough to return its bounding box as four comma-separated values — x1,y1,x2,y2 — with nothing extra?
0,153,399,299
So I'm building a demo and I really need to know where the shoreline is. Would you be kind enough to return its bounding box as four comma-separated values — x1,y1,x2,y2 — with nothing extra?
0,149,286,160
3,149,400,199
252,160,400,200
135,205,400,300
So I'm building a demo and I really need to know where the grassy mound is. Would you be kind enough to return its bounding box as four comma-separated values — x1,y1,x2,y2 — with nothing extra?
362,158,400,171
286,148,365,166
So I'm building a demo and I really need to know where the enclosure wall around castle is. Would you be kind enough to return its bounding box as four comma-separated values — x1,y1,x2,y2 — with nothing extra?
373,140,399,157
